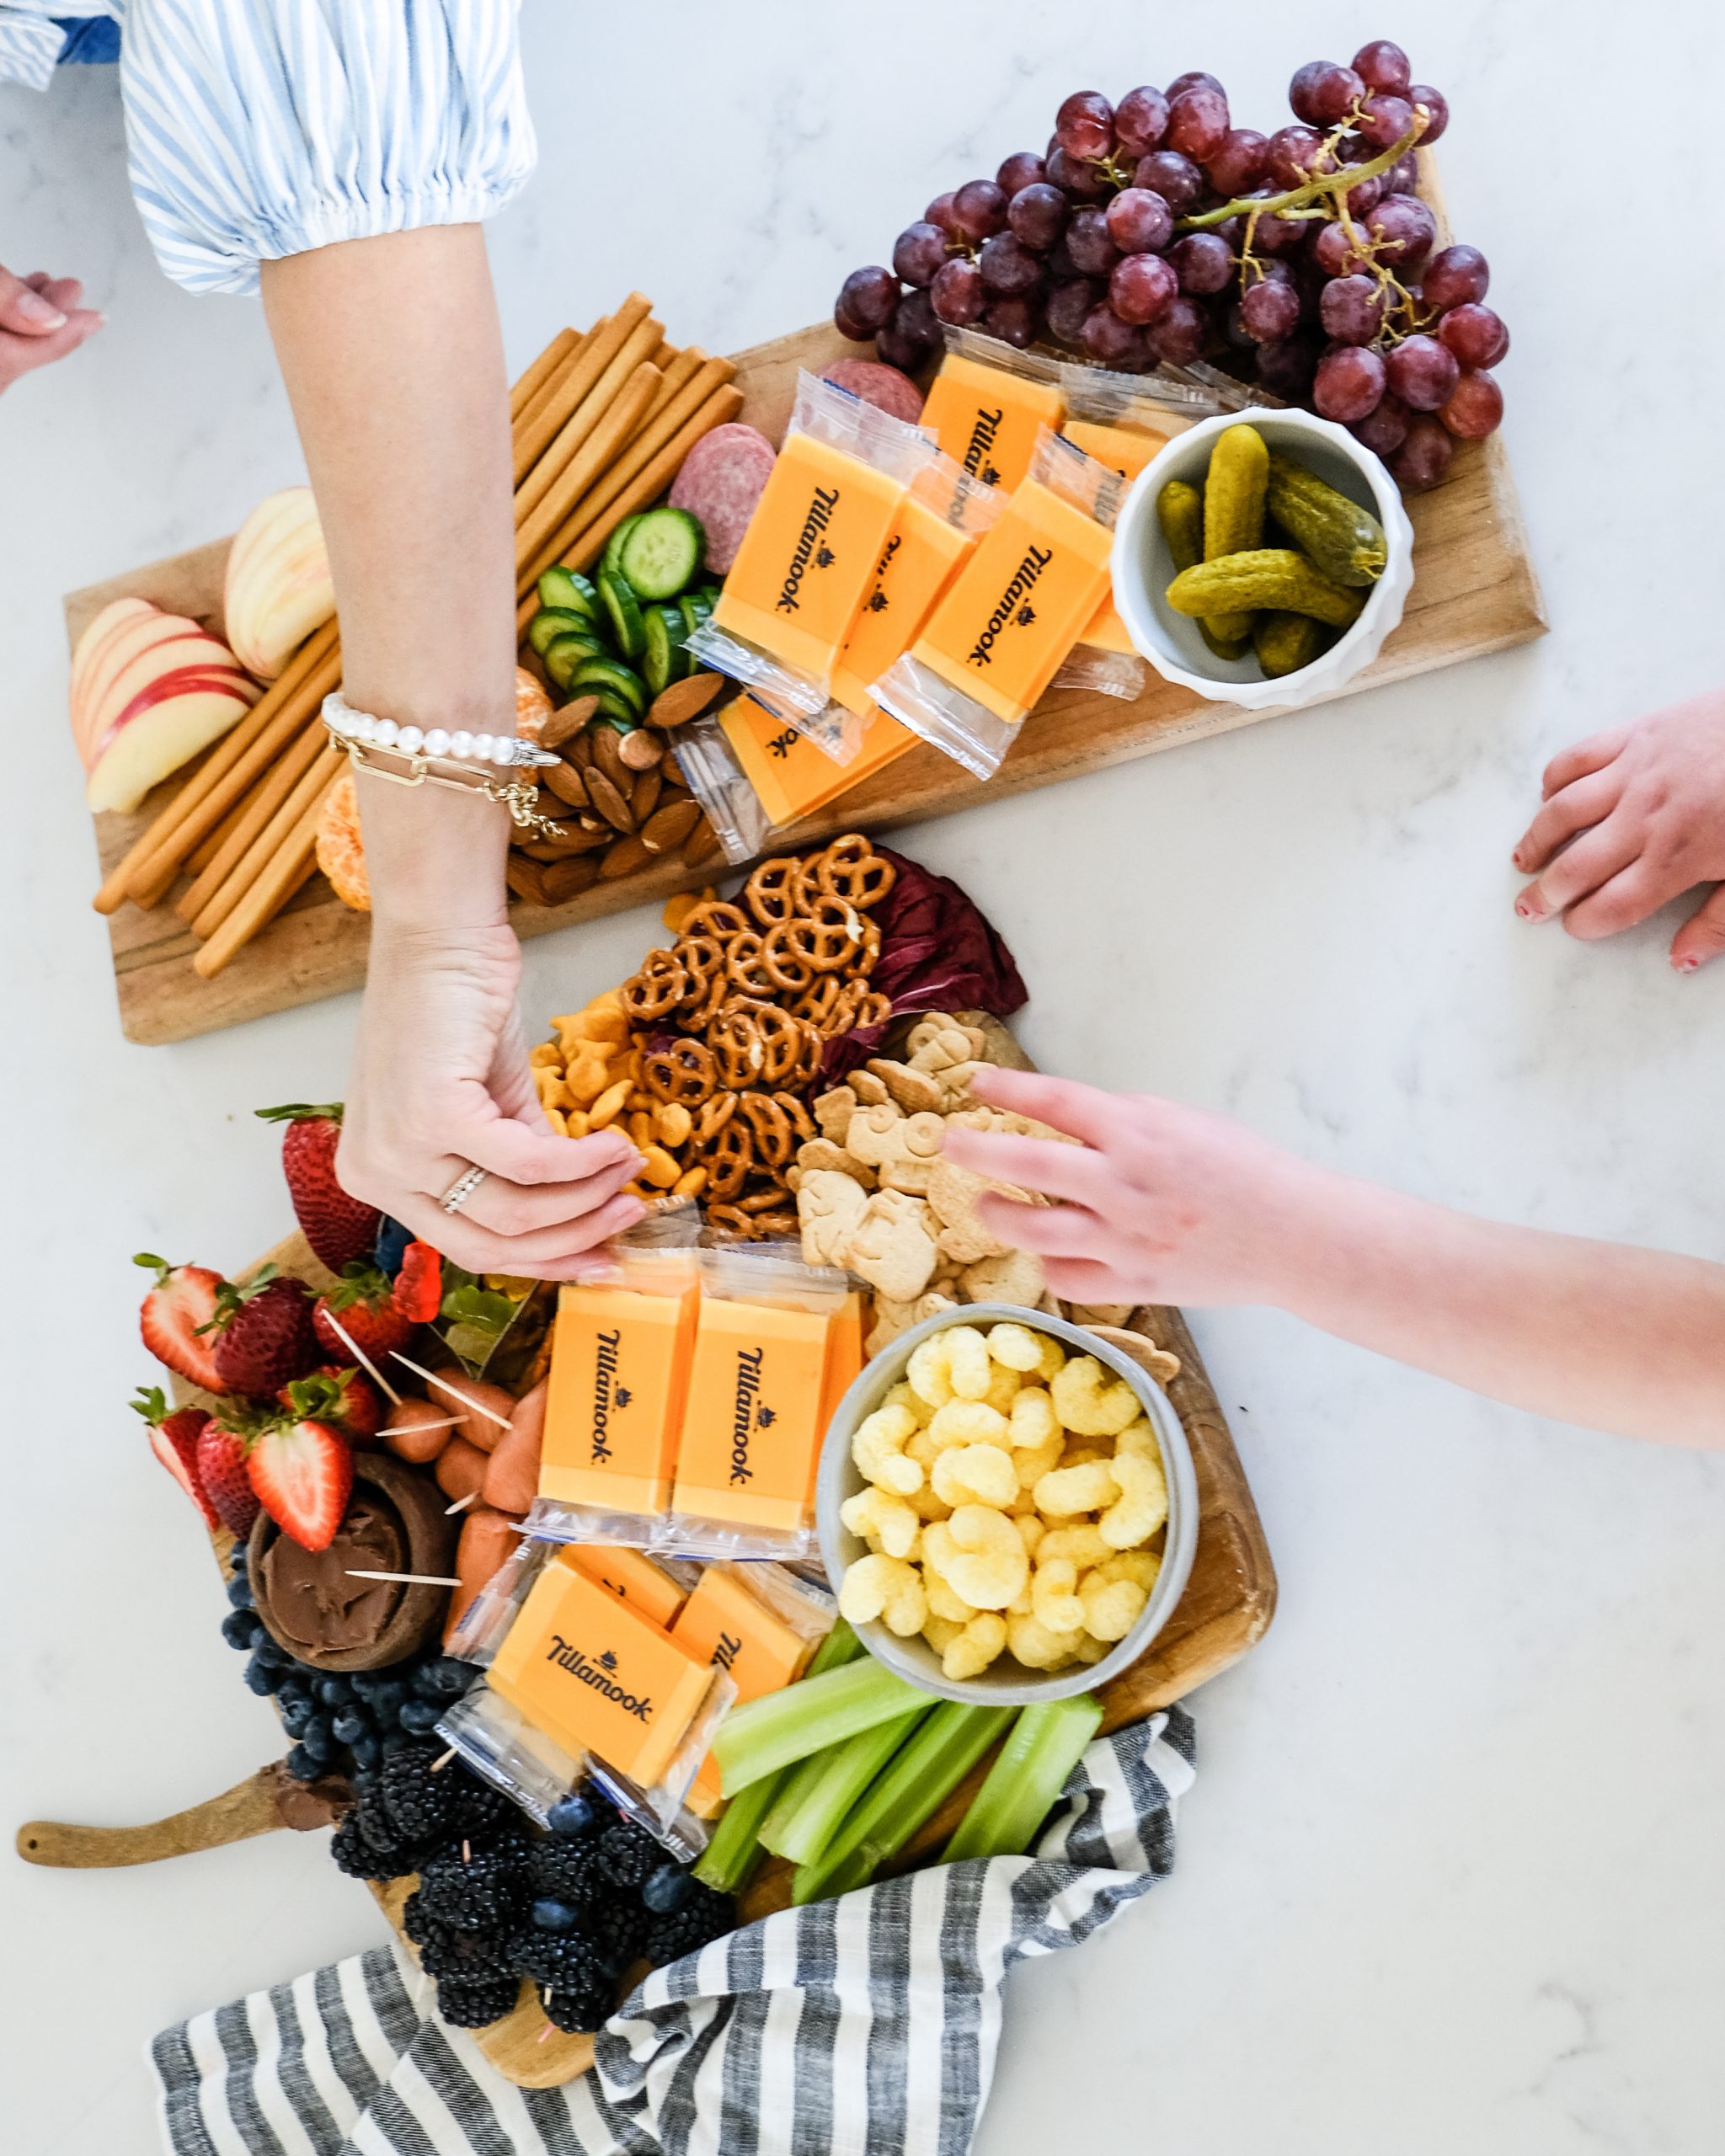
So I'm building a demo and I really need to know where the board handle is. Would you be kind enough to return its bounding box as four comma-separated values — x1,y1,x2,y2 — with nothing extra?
16,1762,346,1869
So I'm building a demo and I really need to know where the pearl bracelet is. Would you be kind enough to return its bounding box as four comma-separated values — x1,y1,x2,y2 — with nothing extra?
320,690,567,838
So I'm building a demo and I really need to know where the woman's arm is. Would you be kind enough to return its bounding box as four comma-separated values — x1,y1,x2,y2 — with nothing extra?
943,1067,1725,1447
259,227,644,1274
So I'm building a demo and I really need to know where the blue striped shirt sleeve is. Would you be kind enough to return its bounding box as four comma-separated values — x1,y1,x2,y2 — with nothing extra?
118,0,537,296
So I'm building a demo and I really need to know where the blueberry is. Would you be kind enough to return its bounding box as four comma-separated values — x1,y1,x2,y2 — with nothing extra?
375,1214,412,1276
253,1637,291,1669
279,1696,313,1737
285,1744,322,1783
220,1609,262,1652
275,1675,308,1708
226,1573,254,1609
227,1544,248,1574
331,1708,370,1746
532,1898,579,1932
370,1680,407,1721
547,1793,595,1838
350,1733,382,1771
243,1652,280,1696
399,1698,442,1736
642,1865,693,1915
417,1657,473,1699
300,1716,335,1764
317,1675,355,1707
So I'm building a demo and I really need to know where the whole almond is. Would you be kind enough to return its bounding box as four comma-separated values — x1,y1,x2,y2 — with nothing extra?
590,724,632,792
681,814,723,867
631,768,663,824
505,854,552,906
542,855,602,905
601,832,653,880
649,672,724,729
567,728,595,770
640,798,702,854
541,695,599,750
543,760,590,809
618,727,662,771
585,766,635,834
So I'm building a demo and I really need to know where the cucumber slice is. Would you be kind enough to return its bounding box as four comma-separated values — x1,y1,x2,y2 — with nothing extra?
598,568,646,661
537,565,599,620
527,606,591,658
642,602,692,696
542,632,607,691
569,654,647,717
617,506,706,602
601,515,646,584
587,691,643,728
677,588,716,640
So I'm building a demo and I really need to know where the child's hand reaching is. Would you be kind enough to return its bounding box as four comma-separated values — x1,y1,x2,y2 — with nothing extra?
1512,691,1725,970
0,265,102,393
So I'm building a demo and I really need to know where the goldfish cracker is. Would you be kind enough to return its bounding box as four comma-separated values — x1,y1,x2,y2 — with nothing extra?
569,1544,691,1630
483,1380,547,1515
662,887,718,935
874,435,1115,780
444,1505,521,1644
921,339,1064,494
537,1250,701,1529
718,694,916,830
690,371,937,723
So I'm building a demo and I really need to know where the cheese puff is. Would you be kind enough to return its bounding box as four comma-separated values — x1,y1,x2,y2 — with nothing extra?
1051,1355,1142,1438
1100,1448,1169,1549
1071,1633,1109,1664
1078,1569,1150,1641
852,1404,923,1497
1031,1556,1087,1636
841,1486,921,1561
905,1424,944,1472
1114,1417,1158,1460
1034,1332,1067,1384
942,1612,1007,1682
905,1481,954,1524
921,1559,975,1625
884,1380,933,1427
939,1504,1030,1612
1036,1523,1112,1572
1007,1386,1060,1450
839,1553,928,1637
1033,1460,1119,1517
932,1442,1017,1510
980,1362,1022,1417
1007,1484,1038,1518
1060,1442,1111,1468
1092,1549,1162,1593
985,1321,1045,1373
922,1612,965,1656
1014,1513,1046,1559
1015,1430,1065,1489
1007,1610,1081,1671
1008,1576,1034,1616
944,1326,993,1401
927,1399,1011,1451
906,1331,956,1410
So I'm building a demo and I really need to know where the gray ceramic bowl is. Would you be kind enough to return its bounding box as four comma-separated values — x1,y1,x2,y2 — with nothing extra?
816,1303,1199,1705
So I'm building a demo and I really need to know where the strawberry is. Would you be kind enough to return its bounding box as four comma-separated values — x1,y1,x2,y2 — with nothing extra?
248,1413,354,1553
255,1102,381,1272
131,1385,218,1529
196,1407,264,1538
201,1265,320,1398
135,1253,227,1393
393,1241,444,1324
280,1364,383,1444
313,1262,414,1367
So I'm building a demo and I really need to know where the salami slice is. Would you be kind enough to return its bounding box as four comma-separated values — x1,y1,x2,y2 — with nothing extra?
820,358,926,425
669,422,777,574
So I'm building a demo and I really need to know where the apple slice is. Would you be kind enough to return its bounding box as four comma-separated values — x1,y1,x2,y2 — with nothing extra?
87,678,258,814
225,486,334,680
72,611,229,770
69,598,161,763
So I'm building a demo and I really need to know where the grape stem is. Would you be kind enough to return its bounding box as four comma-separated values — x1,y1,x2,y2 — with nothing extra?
1175,109,1431,235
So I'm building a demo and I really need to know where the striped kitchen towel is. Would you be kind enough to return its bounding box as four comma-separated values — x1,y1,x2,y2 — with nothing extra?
152,1709,1194,2156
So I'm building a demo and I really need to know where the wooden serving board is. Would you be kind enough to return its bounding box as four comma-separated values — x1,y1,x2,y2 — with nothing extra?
70,157,1543,1044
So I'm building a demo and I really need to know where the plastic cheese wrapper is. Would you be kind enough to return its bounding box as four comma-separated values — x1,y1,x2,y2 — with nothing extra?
686,371,937,732
671,715,777,866
670,1560,835,1816
718,694,918,831
437,1548,734,1857
921,328,1065,494
871,426,1119,780
664,1246,851,1562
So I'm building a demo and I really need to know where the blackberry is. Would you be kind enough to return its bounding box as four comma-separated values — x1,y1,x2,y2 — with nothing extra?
435,1975,519,2029
355,1788,414,1860
595,1819,659,1893
419,1924,515,1986
530,1838,609,1910
511,1927,607,1993
414,1843,529,1932
539,1977,614,2036
378,1744,464,1843
584,1898,647,1979
642,1883,735,1968
401,1889,446,1951
331,1812,409,1882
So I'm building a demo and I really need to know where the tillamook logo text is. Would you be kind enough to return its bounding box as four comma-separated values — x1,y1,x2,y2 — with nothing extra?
545,1635,654,1721
775,486,841,613
967,545,1054,668
963,406,1004,488
729,1346,768,1483
589,1326,624,1464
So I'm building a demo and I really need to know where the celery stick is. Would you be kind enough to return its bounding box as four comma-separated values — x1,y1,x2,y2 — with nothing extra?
693,1621,864,1895
714,1654,932,1795
942,1694,1103,1864
791,1703,1016,1906
769,1707,930,1868
758,1747,836,1858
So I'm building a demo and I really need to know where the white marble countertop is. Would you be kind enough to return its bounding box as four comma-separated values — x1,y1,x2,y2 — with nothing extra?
5,4,1724,2150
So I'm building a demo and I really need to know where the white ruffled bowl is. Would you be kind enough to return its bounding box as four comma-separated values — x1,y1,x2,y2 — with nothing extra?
1110,404,1414,711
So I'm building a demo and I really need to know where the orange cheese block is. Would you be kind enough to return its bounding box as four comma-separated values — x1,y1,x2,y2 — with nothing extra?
922,352,1064,494
719,695,916,827
1061,419,1185,656
910,478,1114,726
817,1291,866,1476
489,1555,712,1790
671,1566,817,1809
569,1544,691,1631
712,432,909,686
830,487,985,718
540,1266,700,1518
672,1295,834,1536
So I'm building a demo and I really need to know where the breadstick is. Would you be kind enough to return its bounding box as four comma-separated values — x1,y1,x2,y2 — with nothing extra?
176,713,327,922
509,327,579,421
643,346,704,429
189,739,340,940
194,773,339,979
93,617,339,912
513,312,661,526
514,361,660,578
185,789,253,876
511,294,651,487
650,339,676,370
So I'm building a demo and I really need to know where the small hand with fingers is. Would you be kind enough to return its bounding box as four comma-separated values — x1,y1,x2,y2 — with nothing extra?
0,264,103,393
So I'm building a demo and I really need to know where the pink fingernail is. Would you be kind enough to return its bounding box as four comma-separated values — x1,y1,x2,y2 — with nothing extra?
1674,953,1700,973
1514,899,1535,919
16,288,66,328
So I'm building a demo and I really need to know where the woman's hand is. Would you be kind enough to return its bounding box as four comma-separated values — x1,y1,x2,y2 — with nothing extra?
0,266,102,392
339,922,646,1278
1512,691,1725,969
941,1065,1325,1310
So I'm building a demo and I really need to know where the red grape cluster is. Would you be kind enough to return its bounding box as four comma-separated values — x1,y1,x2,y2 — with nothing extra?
833,40,1506,491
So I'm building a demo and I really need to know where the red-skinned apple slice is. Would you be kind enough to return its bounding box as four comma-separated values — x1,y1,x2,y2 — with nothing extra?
224,487,334,681
75,621,242,771
87,676,257,812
